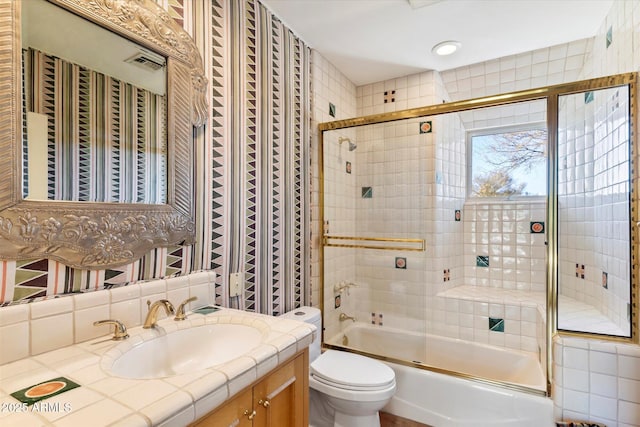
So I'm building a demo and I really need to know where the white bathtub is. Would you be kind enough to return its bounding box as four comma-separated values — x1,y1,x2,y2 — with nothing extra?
327,323,553,427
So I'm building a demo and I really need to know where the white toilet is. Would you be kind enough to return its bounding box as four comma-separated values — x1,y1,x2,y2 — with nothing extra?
280,307,396,427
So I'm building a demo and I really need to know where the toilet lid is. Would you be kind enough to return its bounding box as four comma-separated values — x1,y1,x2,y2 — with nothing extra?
310,350,395,390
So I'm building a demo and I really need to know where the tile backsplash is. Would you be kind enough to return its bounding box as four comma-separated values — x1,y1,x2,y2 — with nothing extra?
0,271,215,365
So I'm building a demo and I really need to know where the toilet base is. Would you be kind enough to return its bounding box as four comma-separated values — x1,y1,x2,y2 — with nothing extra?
334,411,381,427
309,388,334,427
309,388,383,427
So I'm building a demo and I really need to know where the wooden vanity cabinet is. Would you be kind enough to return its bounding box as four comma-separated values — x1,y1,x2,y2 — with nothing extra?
190,349,309,427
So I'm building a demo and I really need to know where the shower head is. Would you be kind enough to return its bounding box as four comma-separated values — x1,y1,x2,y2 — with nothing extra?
338,137,357,151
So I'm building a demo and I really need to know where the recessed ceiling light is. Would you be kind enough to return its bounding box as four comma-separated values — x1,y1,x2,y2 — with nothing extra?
432,40,461,56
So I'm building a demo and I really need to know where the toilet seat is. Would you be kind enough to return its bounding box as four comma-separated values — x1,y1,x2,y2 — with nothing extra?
310,350,396,391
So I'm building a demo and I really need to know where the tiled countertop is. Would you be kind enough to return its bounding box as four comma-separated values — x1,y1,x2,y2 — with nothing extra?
0,308,315,427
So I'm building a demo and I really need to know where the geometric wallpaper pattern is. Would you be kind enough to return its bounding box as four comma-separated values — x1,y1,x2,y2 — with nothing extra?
1,0,311,315
209,0,310,315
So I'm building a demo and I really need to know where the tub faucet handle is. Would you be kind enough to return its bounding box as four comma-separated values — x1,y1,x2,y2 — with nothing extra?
334,281,358,295
339,313,356,322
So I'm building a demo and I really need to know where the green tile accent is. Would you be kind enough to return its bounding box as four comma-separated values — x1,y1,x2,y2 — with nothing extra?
489,317,504,332
361,187,373,198
11,377,80,406
476,255,489,267
329,102,336,117
585,91,594,104
606,26,612,48
193,306,221,315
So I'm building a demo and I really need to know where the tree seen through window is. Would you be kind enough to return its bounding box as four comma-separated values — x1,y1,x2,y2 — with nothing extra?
470,127,547,197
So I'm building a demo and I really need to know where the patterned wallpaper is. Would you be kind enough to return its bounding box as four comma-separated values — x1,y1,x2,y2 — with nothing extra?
22,47,167,203
208,0,310,315
1,0,311,316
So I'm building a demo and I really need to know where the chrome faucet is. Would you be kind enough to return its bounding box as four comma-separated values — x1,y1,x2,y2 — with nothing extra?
339,313,356,322
174,296,197,321
143,299,175,328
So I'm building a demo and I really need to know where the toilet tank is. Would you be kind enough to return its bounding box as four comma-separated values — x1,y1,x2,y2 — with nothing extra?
280,306,321,362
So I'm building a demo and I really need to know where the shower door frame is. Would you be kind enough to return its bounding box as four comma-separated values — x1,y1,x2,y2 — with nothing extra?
318,72,638,398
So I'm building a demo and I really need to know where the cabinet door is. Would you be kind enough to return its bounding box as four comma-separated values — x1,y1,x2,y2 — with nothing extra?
253,351,309,427
191,388,253,427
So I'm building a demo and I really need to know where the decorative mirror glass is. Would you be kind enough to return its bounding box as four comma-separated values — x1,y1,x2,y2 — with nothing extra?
0,0,207,269
22,0,168,204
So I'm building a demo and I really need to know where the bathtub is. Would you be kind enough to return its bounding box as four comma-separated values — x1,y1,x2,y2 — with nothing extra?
327,323,553,427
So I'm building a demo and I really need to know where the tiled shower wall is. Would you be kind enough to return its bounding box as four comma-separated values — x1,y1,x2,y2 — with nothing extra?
322,72,468,338
553,0,640,425
311,51,358,336
463,201,547,292
558,86,631,335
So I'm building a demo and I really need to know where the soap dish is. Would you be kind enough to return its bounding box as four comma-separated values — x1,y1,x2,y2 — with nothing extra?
193,305,221,315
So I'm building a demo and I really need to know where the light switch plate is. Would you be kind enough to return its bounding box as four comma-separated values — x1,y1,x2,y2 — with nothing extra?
229,272,243,297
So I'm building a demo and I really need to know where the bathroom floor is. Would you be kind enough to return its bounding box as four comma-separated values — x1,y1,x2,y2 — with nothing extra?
380,412,431,427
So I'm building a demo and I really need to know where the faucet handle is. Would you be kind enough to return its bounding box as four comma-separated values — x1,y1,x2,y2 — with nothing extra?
174,296,198,321
93,319,129,340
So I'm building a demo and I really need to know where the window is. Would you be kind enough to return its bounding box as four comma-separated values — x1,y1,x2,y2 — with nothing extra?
468,125,547,197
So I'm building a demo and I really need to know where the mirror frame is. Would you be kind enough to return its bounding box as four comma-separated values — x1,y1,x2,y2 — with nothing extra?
0,0,208,269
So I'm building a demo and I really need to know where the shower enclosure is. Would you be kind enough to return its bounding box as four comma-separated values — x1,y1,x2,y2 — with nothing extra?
319,73,637,396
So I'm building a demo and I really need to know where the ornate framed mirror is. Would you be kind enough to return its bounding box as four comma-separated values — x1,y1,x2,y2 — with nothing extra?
0,0,207,269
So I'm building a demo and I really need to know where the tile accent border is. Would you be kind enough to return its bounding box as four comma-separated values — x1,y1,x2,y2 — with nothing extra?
11,377,80,406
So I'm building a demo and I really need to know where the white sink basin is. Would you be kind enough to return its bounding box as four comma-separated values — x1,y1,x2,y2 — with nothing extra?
106,323,265,379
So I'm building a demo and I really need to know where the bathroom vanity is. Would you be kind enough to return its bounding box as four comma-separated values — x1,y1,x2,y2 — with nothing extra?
0,306,314,426
190,350,308,426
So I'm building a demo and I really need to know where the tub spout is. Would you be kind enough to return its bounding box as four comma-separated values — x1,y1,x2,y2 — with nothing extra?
339,313,356,322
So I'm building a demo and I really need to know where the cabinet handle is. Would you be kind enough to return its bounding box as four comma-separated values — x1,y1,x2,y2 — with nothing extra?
243,409,257,420
259,399,270,408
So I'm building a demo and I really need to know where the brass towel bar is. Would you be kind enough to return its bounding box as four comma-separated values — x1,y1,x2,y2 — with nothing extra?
323,235,425,252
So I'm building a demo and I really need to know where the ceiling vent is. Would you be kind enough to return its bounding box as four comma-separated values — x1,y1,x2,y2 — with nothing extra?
124,50,165,71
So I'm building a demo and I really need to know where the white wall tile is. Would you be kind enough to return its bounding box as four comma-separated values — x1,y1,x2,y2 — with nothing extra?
0,304,29,326
74,291,110,310
590,372,618,398
590,350,617,376
618,378,640,404
110,284,141,303
0,322,29,364
31,313,73,355
618,355,640,381
30,297,73,319
110,299,141,329
618,400,640,425
563,389,590,414
74,305,111,343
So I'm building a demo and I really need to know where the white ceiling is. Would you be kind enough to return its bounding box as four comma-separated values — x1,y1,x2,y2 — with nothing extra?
260,0,614,86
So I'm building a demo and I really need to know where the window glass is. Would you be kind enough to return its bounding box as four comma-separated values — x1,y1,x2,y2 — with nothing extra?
469,126,547,197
